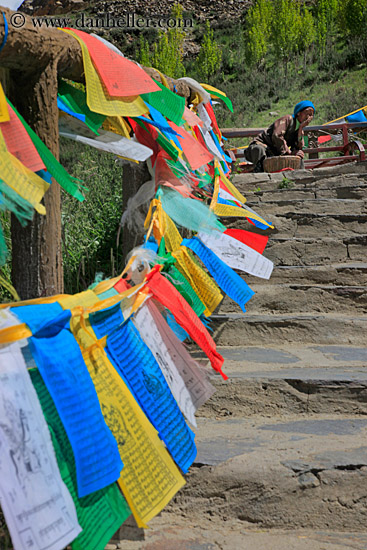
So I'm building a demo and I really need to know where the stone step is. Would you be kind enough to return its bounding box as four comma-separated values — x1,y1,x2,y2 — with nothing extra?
262,235,366,265
219,284,367,315
115,513,367,550
225,212,367,240
196,344,367,418
171,413,367,530
275,215,367,240
247,198,367,217
210,313,367,346
113,344,367,543
232,162,367,194
245,263,367,286
241,182,367,202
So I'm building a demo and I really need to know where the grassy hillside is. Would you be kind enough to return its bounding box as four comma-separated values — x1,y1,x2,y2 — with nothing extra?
215,65,367,129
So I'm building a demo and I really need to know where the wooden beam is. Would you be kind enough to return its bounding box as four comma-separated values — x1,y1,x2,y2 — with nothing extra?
0,8,191,97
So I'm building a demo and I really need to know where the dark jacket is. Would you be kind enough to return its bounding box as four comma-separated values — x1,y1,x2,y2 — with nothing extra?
253,114,303,156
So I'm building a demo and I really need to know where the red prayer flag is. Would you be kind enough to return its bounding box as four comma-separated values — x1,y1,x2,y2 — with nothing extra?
145,266,226,379
192,125,208,150
1,104,45,172
114,278,130,293
155,150,193,197
167,120,214,170
204,102,221,137
128,118,159,163
67,29,160,97
183,106,204,128
224,228,269,254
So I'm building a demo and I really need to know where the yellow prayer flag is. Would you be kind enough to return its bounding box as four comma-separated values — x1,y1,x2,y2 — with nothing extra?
213,203,273,228
0,129,49,215
200,83,228,97
0,83,10,123
102,116,131,139
146,205,223,316
57,289,99,310
173,247,223,316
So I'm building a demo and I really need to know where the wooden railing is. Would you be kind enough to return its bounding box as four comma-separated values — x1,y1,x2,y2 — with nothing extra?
221,122,367,170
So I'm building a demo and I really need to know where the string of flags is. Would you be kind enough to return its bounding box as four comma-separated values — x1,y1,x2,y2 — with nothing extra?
318,105,367,144
0,28,274,550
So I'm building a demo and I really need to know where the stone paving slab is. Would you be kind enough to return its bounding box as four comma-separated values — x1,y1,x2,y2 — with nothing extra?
253,198,367,216
210,313,367,346
113,513,367,550
215,344,367,374
194,345,367,417
219,283,367,315
169,414,367,530
245,263,367,286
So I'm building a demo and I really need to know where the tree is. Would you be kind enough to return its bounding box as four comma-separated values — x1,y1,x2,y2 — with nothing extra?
314,0,339,58
339,0,367,37
297,5,315,70
244,0,273,67
151,3,186,78
137,34,151,67
195,20,222,82
0,8,83,299
271,0,301,74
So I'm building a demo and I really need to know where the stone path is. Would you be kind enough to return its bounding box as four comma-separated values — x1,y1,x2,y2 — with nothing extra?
111,164,367,548
114,515,367,550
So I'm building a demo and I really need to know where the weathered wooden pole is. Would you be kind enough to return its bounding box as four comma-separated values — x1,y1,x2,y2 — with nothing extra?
10,62,63,298
120,161,151,264
0,7,83,299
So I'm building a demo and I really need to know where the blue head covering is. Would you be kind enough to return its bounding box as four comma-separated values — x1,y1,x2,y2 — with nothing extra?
293,100,315,119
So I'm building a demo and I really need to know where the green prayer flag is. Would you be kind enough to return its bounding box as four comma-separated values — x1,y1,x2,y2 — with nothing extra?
156,132,179,161
30,368,131,550
168,265,206,316
133,117,179,160
158,238,206,317
58,80,106,135
209,91,233,113
141,79,185,126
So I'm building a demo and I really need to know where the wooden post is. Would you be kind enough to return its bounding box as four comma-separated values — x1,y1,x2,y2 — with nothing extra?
10,62,63,298
120,162,151,266
0,7,83,299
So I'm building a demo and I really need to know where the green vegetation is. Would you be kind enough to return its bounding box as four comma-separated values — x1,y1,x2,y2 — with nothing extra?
195,20,222,81
278,176,294,189
60,138,123,294
200,0,367,132
137,3,186,78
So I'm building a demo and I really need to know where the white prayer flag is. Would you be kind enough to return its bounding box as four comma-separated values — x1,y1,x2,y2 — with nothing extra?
147,300,216,410
200,127,223,159
0,341,81,550
198,230,274,280
196,102,212,131
134,302,200,427
59,130,153,162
